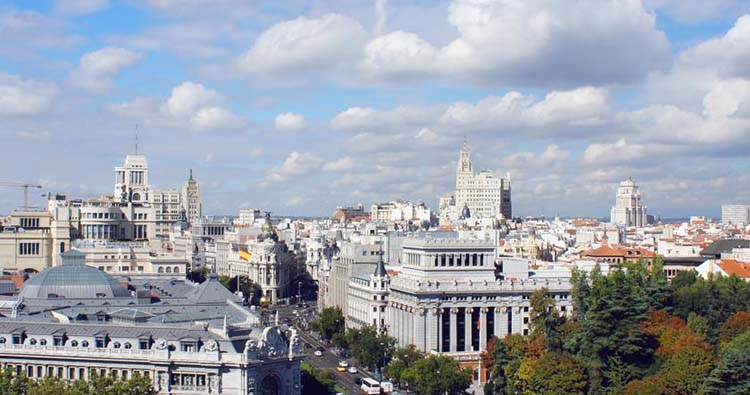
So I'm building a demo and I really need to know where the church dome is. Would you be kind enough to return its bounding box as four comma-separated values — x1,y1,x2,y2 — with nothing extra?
19,250,130,299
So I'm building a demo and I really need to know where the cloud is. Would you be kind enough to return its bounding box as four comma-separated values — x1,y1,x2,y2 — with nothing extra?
274,112,305,132
239,13,366,73
583,138,654,165
361,0,670,85
267,152,322,182
323,157,355,172
0,72,58,116
69,46,142,93
0,10,84,57
53,0,108,15
702,78,750,118
110,81,239,131
679,15,750,79
332,86,608,137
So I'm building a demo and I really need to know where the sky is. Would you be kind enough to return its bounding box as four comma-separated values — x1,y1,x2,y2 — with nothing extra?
0,0,748,218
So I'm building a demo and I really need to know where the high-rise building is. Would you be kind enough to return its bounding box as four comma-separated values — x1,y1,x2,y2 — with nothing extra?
114,155,150,204
181,169,202,225
722,204,750,225
440,142,512,223
610,178,648,227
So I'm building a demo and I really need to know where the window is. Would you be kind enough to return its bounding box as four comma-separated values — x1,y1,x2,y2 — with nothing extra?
18,242,40,256
39,339,47,346
139,339,150,350
124,342,132,349
81,341,89,347
70,340,78,347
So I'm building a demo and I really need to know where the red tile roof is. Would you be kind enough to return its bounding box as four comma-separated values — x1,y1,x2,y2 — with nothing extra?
718,259,750,279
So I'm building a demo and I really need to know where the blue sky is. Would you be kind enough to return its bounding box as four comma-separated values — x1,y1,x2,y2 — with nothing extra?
0,0,749,218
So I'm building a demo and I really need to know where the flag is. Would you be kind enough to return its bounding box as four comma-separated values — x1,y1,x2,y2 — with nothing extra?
239,249,251,261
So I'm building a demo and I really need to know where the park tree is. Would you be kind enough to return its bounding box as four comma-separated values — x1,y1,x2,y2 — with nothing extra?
513,352,587,395
312,306,345,342
345,325,396,372
702,330,750,394
402,354,472,395
718,311,750,344
385,345,424,386
529,288,564,352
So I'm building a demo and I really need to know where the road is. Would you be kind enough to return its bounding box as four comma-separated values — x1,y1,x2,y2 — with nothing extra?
272,304,370,395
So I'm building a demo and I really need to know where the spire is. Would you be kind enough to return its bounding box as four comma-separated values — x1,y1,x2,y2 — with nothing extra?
189,168,194,181
373,250,387,277
134,124,139,155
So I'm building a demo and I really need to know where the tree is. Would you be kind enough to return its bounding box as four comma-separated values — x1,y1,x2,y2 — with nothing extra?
702,330,750,394
530,288,564,352
0,369,155,395
385,345,424,386
718,311,750,344
301,361,337,395
313,306,346,342
218,275,262,304
514,352,588,395
346,325,396,372
401,354,472,395
187,266,209,283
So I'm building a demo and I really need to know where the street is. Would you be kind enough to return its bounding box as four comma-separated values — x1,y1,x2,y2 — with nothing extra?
273,303,373,395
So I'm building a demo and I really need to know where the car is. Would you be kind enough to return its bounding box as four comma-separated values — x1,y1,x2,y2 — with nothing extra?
336,365,347,372
347,366,358,374
314,350,323,357
292,310,298,316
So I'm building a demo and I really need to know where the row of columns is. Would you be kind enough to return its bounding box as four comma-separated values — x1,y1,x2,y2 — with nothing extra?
389,303,525,354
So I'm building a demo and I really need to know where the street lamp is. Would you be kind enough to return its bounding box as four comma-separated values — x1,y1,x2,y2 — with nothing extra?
298,280,303,306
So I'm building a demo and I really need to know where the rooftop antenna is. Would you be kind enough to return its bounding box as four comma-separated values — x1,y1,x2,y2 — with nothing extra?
134,124,139,155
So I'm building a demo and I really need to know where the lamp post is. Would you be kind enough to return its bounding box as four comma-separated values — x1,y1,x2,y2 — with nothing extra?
298,280,303,306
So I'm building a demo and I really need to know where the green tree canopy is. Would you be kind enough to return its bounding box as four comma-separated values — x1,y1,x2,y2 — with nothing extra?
313,306,346,342
402,354,472,395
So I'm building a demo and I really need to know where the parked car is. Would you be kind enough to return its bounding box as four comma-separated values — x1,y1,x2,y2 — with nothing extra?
314,350,323,357
347,366,358,374
336,360,349,372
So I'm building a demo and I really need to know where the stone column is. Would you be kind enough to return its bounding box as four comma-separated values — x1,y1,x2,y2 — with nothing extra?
464,307,473,352
449,308,458,352
511,306,522,334
479,307,488,351
493,306,503,338
432,308,441,352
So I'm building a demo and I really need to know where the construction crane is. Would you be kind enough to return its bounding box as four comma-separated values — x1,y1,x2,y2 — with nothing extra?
0,182,43,211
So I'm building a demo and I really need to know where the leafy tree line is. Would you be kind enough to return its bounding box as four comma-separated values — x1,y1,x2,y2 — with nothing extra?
0,370,155,395
484,258,750,395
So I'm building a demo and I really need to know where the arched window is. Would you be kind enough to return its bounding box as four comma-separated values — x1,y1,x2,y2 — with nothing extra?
29,338,37,345
165,267,172,273
81,341,89,347
124,342,132,349
113,342,121,349
39,339,47,346
70,340,78,347
158,267,164,273
173,266,180,273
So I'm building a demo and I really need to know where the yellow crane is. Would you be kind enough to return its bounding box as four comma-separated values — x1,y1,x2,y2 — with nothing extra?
0,182,43,211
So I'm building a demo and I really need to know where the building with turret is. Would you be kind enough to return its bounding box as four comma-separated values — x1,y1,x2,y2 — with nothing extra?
610,178,647,227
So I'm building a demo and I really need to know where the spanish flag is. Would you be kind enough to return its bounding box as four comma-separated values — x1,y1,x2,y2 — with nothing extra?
239,249,251,261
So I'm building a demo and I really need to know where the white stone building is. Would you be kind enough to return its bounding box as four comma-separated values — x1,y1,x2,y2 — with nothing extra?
721,204,750,225
440,142,512,224
0,250,303,395
346,254,389,332
386,236,572,356
610,178,648,227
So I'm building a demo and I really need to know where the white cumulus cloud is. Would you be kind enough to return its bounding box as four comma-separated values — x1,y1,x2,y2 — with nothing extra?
0,72,57,116
239,13,366,73
274,112,305,132
69,46,142,93
268,152,323,182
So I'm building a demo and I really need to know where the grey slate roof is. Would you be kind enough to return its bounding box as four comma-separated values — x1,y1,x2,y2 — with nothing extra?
701,239,750,258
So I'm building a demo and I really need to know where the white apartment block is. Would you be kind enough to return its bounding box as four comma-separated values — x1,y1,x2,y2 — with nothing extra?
610,178,648,227
721,204,750,225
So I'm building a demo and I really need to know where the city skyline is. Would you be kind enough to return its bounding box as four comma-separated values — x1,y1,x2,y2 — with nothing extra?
1,0,749,218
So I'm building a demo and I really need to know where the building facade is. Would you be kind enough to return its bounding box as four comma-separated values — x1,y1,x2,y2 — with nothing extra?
610,178,648,227
721,204,750,225
387,236,571,360
181,170,202,226
0,250,302,395
440,143,512,224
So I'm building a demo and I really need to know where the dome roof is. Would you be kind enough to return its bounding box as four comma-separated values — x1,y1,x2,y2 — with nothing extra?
19,250,130,299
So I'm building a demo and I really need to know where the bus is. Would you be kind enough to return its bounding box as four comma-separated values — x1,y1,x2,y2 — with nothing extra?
361,377,381,394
